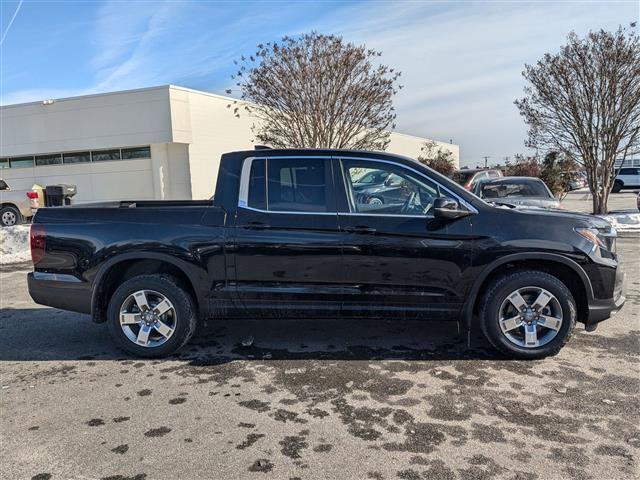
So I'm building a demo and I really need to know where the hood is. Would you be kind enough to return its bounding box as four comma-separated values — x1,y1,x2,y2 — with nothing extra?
500,204,611,229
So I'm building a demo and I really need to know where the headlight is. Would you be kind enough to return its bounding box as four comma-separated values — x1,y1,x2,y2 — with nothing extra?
575,227,616,252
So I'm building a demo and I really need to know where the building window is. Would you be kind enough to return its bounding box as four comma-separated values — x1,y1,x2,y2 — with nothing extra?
122,146,151,159
0,158,8,169
63,152,91,164
35,154,63,166
9,156,34,168
92,149,122,162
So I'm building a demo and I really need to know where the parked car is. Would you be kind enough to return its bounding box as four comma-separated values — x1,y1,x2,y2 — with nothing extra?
0,178,43,227
453,168,503,191
612,167,640,192
566,174,587,191
28,148,625,360
351,169,390,192
472,177,560,209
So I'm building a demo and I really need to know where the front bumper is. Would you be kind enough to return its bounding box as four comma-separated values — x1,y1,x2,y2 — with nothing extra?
585,264,626,327
28,272,91,314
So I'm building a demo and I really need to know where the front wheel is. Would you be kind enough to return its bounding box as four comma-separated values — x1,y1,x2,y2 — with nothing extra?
479,271,576,359
107,274,197,357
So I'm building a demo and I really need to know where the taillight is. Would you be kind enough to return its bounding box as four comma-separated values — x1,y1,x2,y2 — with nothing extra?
30,224,46,266
26,191,39,199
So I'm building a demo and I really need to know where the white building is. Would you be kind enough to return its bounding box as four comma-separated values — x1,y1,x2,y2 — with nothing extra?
0,85,459,203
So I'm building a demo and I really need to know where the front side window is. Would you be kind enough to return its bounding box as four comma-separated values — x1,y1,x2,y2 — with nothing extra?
342,159,444,216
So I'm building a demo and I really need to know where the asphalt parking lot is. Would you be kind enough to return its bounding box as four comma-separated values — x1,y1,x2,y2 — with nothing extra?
560,189,639,213
0,235,638,480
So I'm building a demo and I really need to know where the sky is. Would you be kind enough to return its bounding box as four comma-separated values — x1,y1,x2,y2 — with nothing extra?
1,1,638,167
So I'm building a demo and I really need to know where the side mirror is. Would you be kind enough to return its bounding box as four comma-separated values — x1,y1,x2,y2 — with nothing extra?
433,197,472,220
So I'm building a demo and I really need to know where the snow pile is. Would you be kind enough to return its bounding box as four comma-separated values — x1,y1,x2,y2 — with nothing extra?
601,212,640,232
0,225,31,265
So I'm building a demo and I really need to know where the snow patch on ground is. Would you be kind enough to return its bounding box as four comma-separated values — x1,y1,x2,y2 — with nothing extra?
601,211,640,232
0,225,31,265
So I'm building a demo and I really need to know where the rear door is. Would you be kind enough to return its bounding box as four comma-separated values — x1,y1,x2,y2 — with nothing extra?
334,156,476,320
232,155,342,317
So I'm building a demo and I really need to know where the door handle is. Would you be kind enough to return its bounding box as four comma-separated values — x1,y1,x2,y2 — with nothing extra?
344,225,377,234
241,221,271,230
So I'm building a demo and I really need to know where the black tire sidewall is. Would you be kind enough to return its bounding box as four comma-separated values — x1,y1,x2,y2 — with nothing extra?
481,271,576,359
107,274,196,358
612,181,622,193
1,206,21,227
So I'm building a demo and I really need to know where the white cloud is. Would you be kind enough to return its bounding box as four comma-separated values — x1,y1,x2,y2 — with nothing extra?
309,1,639,165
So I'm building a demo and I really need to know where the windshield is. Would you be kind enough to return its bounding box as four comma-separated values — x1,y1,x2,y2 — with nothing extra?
479,180,551,199
353,169,389,185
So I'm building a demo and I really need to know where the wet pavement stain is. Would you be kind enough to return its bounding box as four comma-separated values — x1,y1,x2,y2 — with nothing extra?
143,426,171,437
111,444,129,454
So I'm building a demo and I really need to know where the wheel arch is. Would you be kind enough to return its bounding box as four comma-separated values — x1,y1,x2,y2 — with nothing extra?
463,253,593,329
91,253,203,323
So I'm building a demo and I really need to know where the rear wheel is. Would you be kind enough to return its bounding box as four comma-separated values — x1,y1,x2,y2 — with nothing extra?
107,274,197,357
0,206,22,227
479,270,576,359
611,180,623,193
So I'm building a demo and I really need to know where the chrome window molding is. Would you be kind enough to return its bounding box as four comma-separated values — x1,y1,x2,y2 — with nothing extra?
238,155,336,215
338,155,479,215
237,154,479,216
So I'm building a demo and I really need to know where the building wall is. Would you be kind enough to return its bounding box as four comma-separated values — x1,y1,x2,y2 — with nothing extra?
1,158,155,203
387,132,460,169
0,87,174,156
1,85,461,202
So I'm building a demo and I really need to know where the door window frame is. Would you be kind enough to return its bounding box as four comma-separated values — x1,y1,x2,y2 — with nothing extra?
335,156,478,218
238,156,337,216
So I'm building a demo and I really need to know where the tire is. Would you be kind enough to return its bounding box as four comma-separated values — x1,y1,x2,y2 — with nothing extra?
368,197,384,206
107,274,197,358
0,205,22,227
479,270,576,360
611,181,623,193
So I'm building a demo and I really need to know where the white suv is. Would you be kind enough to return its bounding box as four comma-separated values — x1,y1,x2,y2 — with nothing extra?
612,167,640,193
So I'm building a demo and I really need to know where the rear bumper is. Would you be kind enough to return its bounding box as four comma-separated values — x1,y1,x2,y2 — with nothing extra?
585,265,626,326
28,272,91,314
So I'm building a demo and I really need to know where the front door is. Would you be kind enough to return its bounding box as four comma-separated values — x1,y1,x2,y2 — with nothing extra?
232,156,342,317
335,157,476,320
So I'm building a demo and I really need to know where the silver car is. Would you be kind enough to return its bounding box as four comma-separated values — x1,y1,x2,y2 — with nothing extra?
473,177,560,209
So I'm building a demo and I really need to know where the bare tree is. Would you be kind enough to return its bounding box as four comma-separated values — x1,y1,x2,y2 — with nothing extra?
227,32,402,150
515,28,640,214
417,140,456,176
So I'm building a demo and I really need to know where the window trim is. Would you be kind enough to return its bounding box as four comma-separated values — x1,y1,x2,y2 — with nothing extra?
336,156,478,218
238,155,478,218
238,156,336,216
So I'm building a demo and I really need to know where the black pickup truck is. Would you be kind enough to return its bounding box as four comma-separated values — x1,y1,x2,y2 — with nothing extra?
28,148,626,359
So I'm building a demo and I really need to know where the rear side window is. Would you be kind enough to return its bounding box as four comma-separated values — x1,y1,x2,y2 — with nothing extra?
267,158,328,212
618,168,633,175
247,159,266,210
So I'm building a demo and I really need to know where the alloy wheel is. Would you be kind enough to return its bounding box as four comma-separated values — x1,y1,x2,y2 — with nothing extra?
498,286,563,348
119,290,176,348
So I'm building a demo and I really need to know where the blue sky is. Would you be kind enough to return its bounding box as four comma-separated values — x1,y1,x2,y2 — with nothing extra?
1,1,638,166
